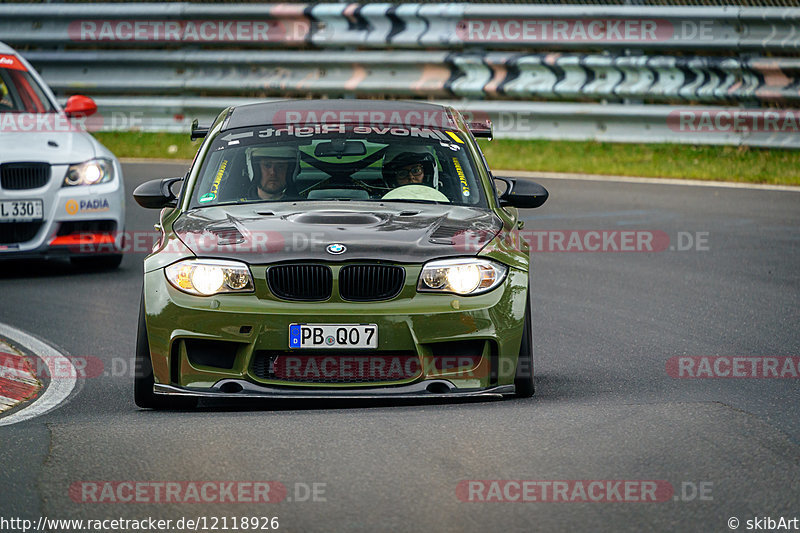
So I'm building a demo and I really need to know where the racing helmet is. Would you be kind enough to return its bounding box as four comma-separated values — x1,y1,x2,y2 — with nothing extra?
246,145,299,197
382,151,436,186
248,146,297,176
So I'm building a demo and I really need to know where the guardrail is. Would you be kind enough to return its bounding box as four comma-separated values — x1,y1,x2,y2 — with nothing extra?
2,2,799,147
2,3,799,51
83,97,800,149
23,49,800,105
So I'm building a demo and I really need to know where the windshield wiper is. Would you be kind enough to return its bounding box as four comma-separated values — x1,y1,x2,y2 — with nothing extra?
373,198,442,205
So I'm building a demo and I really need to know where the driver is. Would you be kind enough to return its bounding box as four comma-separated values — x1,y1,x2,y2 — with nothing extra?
382,151,436,188
246,146,297,200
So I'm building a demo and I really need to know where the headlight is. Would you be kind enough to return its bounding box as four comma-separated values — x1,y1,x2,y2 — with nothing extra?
418,258,507,296
165,259,254,296
63,158,114,186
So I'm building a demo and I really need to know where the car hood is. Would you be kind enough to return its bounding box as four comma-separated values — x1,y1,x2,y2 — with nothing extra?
172,201,503,264
0,128,96,165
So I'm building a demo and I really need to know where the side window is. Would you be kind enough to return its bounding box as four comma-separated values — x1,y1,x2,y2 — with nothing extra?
0,76,11,110
9,70,46,112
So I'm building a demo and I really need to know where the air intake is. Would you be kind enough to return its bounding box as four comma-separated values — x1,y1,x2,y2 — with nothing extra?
0,222,42,245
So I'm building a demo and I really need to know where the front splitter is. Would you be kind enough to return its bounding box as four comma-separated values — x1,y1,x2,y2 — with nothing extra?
154,379,515,400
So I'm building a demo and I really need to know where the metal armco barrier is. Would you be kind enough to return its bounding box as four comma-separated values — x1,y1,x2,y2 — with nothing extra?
1,2,799,147
1,3,799,51
20,50,800,105
87,96,800,148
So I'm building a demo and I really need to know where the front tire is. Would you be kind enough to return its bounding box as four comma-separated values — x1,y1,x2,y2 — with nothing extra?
514,293,535,398
134,294,196,409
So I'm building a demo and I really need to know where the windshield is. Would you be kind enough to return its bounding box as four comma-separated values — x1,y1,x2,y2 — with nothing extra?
0,55,55,113
189,124,487,208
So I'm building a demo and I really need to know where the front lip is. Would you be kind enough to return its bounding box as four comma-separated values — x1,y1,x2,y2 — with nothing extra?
154,380,515,400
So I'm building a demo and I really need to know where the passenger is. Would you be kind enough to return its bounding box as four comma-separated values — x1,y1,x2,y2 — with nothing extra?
382,152,436,188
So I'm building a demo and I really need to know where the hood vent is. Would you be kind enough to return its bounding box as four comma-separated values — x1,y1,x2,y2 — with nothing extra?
291,212,381,225
429,224,465,245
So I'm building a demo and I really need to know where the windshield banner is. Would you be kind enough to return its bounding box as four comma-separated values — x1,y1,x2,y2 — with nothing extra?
0,54,26,71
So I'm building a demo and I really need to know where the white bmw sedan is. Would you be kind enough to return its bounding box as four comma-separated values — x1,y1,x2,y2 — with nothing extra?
0,41,125,268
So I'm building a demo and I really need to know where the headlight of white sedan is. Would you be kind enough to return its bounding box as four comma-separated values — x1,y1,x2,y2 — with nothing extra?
418,258,507,296
165,259,254,296
63,158,114,186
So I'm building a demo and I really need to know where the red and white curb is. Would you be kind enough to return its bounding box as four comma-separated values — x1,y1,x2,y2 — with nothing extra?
0,344,42,413
0,322,76,426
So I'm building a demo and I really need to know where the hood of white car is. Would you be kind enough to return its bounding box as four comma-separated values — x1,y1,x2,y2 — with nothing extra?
0,128,96,165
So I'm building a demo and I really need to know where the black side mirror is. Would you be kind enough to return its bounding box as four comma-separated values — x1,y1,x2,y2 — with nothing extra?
190,118,209,140
133,177,183,209
494,177,549,209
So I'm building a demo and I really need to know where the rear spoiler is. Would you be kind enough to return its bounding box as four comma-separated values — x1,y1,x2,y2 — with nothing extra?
190,118,209,140
467,120,493,140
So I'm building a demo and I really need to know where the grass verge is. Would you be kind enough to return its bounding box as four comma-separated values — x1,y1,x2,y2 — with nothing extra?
93,132,800,186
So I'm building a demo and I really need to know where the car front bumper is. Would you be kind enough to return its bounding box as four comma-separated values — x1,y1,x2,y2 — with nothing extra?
143,264,529,395
0,162,125,259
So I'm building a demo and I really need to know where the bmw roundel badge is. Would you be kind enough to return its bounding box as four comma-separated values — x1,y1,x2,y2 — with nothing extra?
326,243,346,255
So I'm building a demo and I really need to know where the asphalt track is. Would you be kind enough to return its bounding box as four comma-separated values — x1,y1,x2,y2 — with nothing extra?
0,162,798,532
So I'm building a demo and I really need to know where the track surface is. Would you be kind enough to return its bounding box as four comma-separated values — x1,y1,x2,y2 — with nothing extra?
1,162,798,532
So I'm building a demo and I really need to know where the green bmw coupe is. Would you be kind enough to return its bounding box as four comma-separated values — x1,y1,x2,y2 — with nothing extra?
133,100,548,408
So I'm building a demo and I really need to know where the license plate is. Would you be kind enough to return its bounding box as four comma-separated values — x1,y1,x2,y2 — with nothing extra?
0,200,43,222
289,324,378,349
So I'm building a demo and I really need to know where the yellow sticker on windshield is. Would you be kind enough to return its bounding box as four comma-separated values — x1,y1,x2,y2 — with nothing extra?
209,160,227,199
452,157,470,197
446,131,464,144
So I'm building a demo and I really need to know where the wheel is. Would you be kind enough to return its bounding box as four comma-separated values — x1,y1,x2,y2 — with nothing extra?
70,254,123,270
514,292,535,398
134,294,196,409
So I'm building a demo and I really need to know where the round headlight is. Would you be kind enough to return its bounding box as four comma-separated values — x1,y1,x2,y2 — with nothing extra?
418,258,508,296
191,265,225,295
445,264,482,294
224,269,250,290
422,268,447,289
165,259,255,296
83,162,103,184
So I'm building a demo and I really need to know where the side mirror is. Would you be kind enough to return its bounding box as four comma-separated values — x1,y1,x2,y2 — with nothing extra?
494,177,549,209
134,177,183,209
64,95,98,118
190,118,209,140
468,120,493,140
